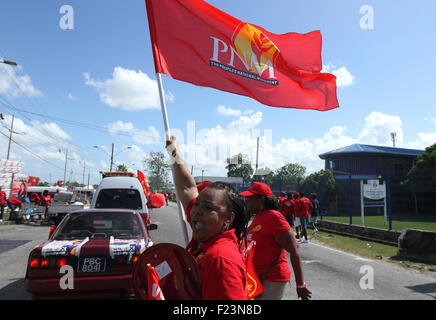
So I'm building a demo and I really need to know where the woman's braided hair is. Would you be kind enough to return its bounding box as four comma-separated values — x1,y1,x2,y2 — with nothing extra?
206,182,251,249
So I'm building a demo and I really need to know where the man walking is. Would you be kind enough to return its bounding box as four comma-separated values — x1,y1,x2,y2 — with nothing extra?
310,193,320,234
298,192,313,243
281,192,295,230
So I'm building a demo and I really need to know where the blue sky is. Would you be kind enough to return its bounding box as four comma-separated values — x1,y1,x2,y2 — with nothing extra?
0,0,435,186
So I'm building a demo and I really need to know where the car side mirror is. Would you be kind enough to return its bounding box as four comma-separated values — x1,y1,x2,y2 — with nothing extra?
147,224,158,231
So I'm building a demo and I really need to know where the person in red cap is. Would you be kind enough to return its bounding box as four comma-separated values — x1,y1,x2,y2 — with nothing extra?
240,182,311,300
166,136,250,300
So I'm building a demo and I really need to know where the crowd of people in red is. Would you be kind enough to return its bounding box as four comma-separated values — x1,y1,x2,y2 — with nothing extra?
0,187,52,222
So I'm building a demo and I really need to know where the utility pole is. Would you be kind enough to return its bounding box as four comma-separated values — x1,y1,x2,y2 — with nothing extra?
6,114,15,160
110,143,114,172
82,161,86,186
63,149,68,185
254,137,260,182
390,132,397,148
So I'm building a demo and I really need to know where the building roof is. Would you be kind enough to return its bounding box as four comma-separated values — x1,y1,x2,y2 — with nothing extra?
319,144,423,159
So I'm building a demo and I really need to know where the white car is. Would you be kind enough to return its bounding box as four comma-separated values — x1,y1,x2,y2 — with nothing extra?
91,172,150,224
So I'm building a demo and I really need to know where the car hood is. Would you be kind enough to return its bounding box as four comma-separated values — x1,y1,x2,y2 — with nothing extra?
32,237,153,258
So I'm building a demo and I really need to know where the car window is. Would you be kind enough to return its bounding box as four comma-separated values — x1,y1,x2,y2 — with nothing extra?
95,189,143,210
53,212,144,240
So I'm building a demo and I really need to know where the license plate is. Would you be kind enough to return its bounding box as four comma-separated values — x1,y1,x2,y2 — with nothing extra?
77,257,106,273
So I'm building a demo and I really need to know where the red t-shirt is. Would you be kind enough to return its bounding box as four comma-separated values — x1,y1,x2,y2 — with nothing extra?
281,199,295,217
300,197,313,217
185,198,247,300
0,191,7,205
294,199,304,217
247,210,291,282
40,195,51,206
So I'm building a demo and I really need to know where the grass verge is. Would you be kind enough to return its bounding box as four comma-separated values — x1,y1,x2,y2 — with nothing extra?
322,215,436,232
309,230,436,274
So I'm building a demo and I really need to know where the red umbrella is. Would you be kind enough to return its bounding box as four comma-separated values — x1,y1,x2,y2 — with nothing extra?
150,193,165,208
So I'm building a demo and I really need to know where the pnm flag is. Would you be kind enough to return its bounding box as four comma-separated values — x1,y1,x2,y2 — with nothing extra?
145,0,338,111
245,241,264,299
147,264,165,300
137,170,150,195
28,176,40,186
56,180,64,186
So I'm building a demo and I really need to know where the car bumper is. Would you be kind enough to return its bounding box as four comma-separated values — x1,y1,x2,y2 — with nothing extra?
25,274,133,299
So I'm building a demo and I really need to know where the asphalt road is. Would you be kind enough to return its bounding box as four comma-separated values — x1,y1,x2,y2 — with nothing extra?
1,202,435,300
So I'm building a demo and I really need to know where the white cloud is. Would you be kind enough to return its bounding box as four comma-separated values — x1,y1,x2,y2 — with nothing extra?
0,64,43,98
106,120,161,145
358,111,403,145
84,67,172,111
322,63,354,87
406,132,436,150
67,93,78,100
217,105,242,116
166,91,175,103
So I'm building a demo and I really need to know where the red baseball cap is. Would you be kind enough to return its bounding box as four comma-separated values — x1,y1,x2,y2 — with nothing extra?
240,182,273,198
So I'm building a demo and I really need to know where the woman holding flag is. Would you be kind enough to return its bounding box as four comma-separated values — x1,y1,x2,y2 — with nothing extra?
166,136,250,300
241,182,312,300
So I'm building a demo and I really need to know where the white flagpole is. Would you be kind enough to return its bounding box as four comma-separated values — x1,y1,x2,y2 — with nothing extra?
155,72,190,246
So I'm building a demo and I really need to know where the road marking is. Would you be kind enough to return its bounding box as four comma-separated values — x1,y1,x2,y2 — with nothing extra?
308,241,372,262
303,260,322,264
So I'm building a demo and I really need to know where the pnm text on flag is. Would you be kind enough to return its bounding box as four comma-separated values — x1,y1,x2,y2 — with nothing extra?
145,0,338,111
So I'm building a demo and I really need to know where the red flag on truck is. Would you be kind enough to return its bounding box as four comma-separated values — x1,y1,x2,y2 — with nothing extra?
145,0,338,111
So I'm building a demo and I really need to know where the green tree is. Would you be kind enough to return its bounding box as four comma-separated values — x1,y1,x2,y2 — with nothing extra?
274,163,306,191
115,164,128,172
402,143,436,192
226,153,254,183
143,151,170,191
300,169,336,208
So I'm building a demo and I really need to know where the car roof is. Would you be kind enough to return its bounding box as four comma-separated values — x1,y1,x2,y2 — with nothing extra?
96,176,143,189
68,208,140,215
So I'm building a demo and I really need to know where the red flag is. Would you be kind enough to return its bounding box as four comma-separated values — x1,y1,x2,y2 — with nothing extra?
150,193,165,208
56,180,64,186
137,170,150,195
147,264,165,300
28,176,40,186
245,241,264,299
145,0,338,111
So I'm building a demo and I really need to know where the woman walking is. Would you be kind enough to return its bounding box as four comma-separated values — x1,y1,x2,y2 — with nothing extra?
241,182,312,300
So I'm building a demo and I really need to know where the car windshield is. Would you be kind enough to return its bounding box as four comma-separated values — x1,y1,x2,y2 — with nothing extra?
95,188,142,210
53,211,144,240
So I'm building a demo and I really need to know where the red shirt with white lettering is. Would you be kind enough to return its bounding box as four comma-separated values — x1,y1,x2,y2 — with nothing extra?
247,209,291,282
186,198,247,300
